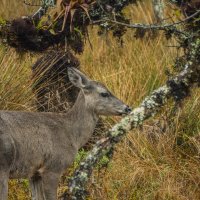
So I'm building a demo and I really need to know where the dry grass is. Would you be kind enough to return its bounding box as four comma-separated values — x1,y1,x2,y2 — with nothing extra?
0,47,37,111
79,3,200,200
0,1,199,200
0,0,36,19
0,48,36,199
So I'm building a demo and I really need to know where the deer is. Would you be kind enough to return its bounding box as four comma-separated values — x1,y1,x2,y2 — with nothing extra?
0,67,132,200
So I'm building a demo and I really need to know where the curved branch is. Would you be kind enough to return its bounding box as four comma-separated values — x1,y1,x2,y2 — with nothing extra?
62,61,199,199
92,9,200,35
64,33,200,199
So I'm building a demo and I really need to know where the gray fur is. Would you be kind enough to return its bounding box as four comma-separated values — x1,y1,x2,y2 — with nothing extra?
0,68,131,200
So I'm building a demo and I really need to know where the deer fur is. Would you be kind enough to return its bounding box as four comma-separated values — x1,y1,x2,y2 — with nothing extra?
0,67,131,200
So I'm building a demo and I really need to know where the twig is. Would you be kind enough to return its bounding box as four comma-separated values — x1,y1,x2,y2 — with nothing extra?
92,9,200,30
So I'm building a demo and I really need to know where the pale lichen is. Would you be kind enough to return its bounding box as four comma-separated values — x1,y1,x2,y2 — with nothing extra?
66,63,197,200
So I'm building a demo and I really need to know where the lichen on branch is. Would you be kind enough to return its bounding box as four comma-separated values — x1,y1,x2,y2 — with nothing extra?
63,61,199,199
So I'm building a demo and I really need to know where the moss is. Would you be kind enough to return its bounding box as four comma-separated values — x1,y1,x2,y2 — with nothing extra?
8,180,30,200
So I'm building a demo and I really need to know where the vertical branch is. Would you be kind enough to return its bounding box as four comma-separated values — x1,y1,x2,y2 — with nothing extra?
152,0,164,23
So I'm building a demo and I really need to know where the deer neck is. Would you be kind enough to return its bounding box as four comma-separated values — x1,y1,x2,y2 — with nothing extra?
66,90,98,149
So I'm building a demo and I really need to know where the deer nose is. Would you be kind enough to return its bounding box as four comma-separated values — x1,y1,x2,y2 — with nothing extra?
124,106,132,114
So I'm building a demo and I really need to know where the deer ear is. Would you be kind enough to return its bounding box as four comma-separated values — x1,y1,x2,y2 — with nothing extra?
68,67,90,89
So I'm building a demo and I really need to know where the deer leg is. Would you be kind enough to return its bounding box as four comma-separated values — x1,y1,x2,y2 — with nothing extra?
29,174,46,200
42,172,60,200
0,171,9,200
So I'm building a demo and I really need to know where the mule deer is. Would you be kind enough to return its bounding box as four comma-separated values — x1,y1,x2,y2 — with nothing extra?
0,67,131,200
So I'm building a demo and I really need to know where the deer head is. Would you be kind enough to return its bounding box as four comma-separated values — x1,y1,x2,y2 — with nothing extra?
68,67,132,116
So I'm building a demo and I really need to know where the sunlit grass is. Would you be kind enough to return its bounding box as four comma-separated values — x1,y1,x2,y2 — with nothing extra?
0,47,37,111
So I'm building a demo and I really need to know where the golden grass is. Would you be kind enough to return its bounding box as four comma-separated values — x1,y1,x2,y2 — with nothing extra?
0,0,36,19
0,1,199,200
0,47,38,111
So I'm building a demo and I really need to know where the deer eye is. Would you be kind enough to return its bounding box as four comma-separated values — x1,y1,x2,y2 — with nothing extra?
100,92,109,97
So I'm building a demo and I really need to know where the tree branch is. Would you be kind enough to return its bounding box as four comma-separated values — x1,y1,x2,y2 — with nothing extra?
92,9,200,33
62,60,199,199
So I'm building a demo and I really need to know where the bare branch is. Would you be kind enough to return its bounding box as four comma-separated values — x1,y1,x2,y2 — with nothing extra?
92,9,200,34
